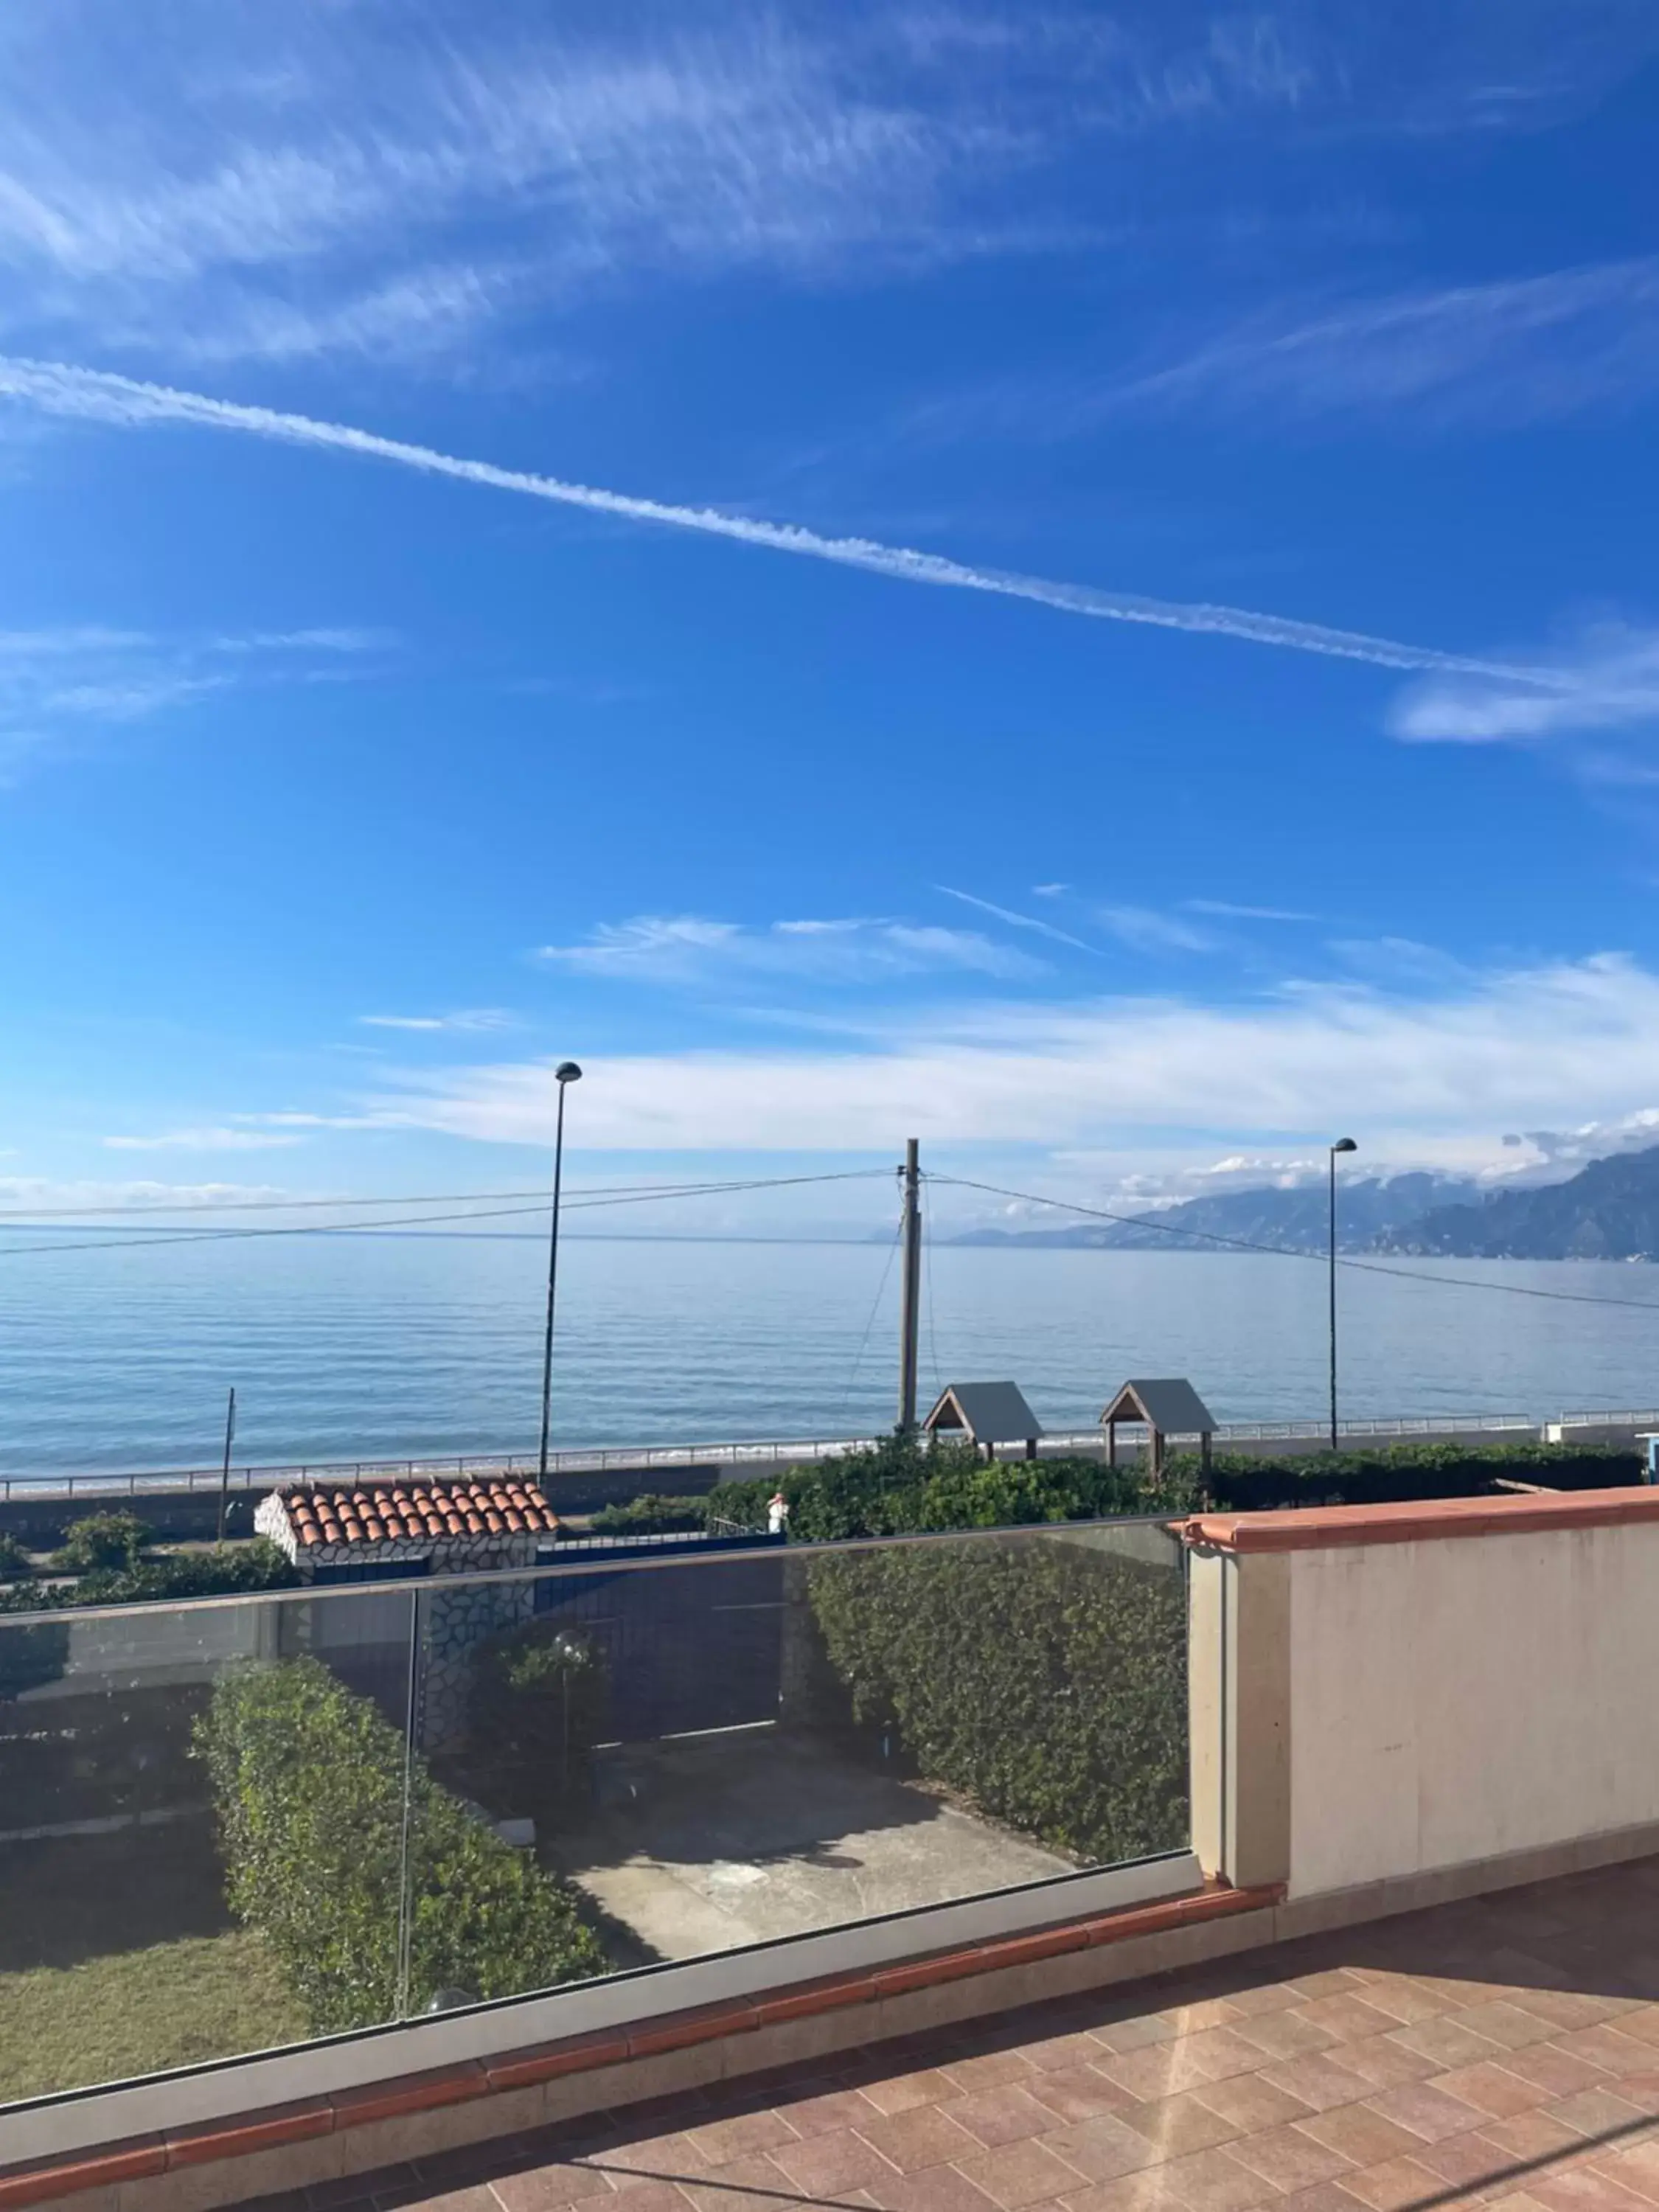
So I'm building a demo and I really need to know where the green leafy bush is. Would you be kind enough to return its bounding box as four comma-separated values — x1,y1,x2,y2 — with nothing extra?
193,1655,607,2035
51,1511,155,1574
1183,1440,1641,1513
0,1540,299,1614
805,1533,1187,1865
590,1493,707,1535
0,1531,31,1582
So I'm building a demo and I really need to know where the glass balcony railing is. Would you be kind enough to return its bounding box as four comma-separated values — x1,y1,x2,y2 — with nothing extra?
0,1516,1189,2112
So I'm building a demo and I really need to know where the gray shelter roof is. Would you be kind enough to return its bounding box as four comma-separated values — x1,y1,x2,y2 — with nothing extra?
1101,1378,1217,1436
924,1382,1043,1444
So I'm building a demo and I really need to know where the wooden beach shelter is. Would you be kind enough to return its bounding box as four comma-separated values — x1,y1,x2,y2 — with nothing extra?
1101,1378,1217,1477
924,1382,1043,1462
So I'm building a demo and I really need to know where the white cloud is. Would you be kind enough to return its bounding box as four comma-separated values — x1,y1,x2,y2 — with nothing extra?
537,913,1041,984
101,1126,305,1152
935,884,1095,952
1095,905,1216,954
358,1009,515,1033
1186,898,1318,922
0,1175,293,1210
1098,260,1659,431
1391,623,1659,746
0,622,389,780
363,952,1659,1155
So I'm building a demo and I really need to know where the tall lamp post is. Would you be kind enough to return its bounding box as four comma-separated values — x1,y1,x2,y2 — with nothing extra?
538,1061,583,1481
1328,1137,1357,1450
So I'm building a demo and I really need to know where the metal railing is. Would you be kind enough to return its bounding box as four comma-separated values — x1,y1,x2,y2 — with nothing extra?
6,1406,1657,1502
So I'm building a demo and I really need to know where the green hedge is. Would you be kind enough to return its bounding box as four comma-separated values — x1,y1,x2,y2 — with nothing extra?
51,1511,155,1573
805,1534,1188,1865
0,1540,299,1615
194,1655,606,2034
589,1493,708,1535
709,1433,1641,1541
0,1531,29,1582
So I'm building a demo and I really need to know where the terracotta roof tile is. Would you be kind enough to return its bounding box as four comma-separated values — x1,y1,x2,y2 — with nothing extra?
274,1475,562,1553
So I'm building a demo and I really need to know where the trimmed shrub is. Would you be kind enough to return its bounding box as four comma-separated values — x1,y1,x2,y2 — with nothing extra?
0,1531,30,1582
806,1533,1188,1865
1182,1440,1642,1513
0,1540,299,1613
590,1493,707,1536
52,1511,155,1574
459,1623,611,1813
193,1655,607,2034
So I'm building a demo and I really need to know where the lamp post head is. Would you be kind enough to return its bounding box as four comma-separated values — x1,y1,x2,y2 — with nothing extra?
554,1061,582,1085
1331,1136,1357,1155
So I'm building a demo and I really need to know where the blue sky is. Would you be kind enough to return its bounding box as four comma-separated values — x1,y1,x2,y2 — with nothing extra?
4,0,1659,1232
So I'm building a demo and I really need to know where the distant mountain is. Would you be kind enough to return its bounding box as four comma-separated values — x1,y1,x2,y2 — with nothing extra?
1380,1145,1659,1259
951,1172,1481,1255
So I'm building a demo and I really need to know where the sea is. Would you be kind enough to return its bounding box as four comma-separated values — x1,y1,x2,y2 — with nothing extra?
1,1232,1658,1481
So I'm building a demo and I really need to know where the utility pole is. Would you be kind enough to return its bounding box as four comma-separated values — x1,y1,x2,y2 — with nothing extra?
897,1138,922,1431
217,1386,237,1544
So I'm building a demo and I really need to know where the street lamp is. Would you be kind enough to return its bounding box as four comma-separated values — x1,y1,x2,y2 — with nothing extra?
1328,1137,1357,1451
539,1061,583,1481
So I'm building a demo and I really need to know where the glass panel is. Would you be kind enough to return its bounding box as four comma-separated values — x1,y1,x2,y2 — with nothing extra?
416,1520,1189,1992
0,1585,417,2104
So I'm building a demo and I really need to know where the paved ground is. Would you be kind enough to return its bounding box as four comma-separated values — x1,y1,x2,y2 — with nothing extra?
245,1855,1659,2212
551,1731,1074,1961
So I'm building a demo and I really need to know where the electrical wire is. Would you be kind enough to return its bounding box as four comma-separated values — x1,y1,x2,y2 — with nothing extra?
0,1169,892,1259
839,1214,904,1421
0,1169,888,1222
931,1173,1659,1315
922,1183,943,1394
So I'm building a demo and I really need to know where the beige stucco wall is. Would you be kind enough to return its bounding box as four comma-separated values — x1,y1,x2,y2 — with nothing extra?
1284,1520,1659,1898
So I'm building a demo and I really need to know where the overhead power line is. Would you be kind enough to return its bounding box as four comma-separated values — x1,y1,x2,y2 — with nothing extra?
928,1173,1659,1315
0,1169,891,1259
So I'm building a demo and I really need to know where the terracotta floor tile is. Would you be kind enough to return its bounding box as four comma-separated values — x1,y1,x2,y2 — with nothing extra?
1114,2096,1244,2160
1530,2167,1657,2212
1296,2000,1411,2046
1478,2112,1593,2167
592,2138,709,2184
1233,2014,1346,2064
678,2155,796,2212
1542,2093,1649,2142
1178,2033,1276,2086
1225,2124,1357,2193
490,2163,621,2211
1094,2048,1217,2104
1055,2177,1178,2212
869,2167,1002,2212
861,2077,961,2118
1152,2146,1277,2212
1348,1985,1454,2031
1270,2186,1371,2212
1217,1984,1306,2022
686,2115,801,2166
1329,2157,1445,2212
1255,2055,1380,2115
1456,2009,1574,2057
1521,2000,1642,2037
1433,2067,1554,2121
1188,2073,1318,2132
1294,2110,1430,2169
1410,2130,1526,2191
944,2056,1043,2095
565,2188,689,2212
1160,2006,1250,2037
955,2143,1093,2211
1339,2041,1443,2093
1552,2036,1658,2081
1025,2039,1129,2076
782,2093,890,2144
856,2110,982,2176
773,2131,898,2199
1026,2070,1141,2125
1507,2053,1624,2101
1389,2020,1511,2073
1602,2143,1659,2203
1092,2020,1181,2058
1040,2117,1166,2185
1363,2085,1492,2146
1603,2016,1659,2054
1287,1975,1374,2006
941,2092,1062,2151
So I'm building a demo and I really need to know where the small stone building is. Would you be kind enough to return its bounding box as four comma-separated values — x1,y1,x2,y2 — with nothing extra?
254,1475,562,1579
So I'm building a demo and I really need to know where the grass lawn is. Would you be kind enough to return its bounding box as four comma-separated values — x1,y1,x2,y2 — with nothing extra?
0,1930,306,2104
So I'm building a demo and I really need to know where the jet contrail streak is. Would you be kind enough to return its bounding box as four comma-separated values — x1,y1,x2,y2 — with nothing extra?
0,353,1562,690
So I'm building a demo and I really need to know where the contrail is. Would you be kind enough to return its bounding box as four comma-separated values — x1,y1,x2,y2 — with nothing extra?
0,353,1561,689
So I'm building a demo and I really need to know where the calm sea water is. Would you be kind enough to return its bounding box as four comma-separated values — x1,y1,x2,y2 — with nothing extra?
1,1233,1658,1478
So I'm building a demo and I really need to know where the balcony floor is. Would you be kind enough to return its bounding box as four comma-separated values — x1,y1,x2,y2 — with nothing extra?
255,1857,1659,2212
